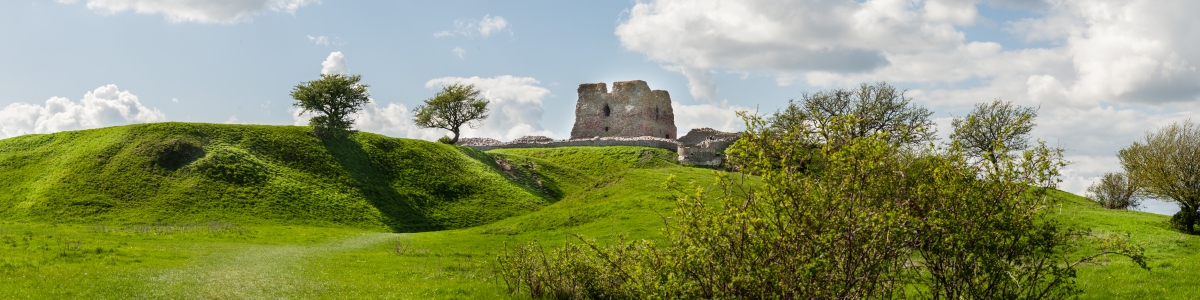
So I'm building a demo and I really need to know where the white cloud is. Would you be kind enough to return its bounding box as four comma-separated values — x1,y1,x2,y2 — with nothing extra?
477,15,510,37
452,47,466,59
224,115,242,124
290,102,446,140
320,51,347,75
424,76,553,141
307,35,329,46
0,84,165,138
672,100,751,133
171,97,179,103
434,14,512,38
616,0,1200,201
616,0,971,99
306,35,343,47
68,0,319,24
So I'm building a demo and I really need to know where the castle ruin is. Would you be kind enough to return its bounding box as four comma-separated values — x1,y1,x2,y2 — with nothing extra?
570,80,677,140
461,80,739,168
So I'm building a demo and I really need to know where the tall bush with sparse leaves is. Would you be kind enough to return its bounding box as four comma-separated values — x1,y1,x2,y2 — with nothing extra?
1086,172,1141,210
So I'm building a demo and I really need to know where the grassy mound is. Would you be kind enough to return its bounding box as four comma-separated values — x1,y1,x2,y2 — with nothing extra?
0,122,579,231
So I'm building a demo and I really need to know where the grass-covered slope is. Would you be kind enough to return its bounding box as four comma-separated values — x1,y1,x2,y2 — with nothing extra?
1054,190,1200,299
0,122,565,231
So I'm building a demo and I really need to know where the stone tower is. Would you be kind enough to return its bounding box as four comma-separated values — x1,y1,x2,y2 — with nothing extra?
570,80,678,140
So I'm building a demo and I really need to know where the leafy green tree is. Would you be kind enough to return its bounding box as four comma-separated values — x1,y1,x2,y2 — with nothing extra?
290,74,370,139
1086,172,1141,210
950,99,1037,168
770,81,935,152
412,83,489,145
1119,121,1200,234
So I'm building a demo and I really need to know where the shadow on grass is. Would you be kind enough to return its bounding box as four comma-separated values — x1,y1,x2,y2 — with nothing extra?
321,137,436,233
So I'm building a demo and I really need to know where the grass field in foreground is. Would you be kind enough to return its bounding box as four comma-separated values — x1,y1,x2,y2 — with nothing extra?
1,125,1197,298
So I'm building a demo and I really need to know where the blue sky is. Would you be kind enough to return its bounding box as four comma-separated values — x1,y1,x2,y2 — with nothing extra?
4,0,1200,214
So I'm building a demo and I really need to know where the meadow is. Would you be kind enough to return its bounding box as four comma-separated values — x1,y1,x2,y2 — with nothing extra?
0,123,1195,299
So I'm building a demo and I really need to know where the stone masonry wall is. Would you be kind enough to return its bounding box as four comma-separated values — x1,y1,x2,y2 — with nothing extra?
676,128,742,168
570,80,677,140
462,136,681,152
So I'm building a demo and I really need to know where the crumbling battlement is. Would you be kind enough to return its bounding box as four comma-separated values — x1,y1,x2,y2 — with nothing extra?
570,80,677,140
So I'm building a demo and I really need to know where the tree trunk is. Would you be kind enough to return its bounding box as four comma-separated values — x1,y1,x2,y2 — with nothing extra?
1187,205,1197,235
450,130,461,145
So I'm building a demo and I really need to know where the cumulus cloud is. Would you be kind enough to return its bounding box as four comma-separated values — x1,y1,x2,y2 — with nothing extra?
0,84,165,138
434,14,512,38
424,76,554,141
616,0,1200,201
320,51,347,75
672,100,752,133
66,0,319,24
616,0,973,99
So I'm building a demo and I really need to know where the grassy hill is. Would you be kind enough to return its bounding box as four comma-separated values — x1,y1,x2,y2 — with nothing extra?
0,122,570,231
1,123,1198,298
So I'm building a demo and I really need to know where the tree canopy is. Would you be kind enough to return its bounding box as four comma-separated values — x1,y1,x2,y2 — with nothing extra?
290,74,370,139
770,82,935,152
412,83,489,145
950,99,1037,167
1119,120,1200,233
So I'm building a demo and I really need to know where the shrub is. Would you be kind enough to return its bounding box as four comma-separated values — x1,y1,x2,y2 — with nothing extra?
1086,172,1141,209
497,111,1148,299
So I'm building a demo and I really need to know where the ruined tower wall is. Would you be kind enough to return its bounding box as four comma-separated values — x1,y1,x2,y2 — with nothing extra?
570,80,678,140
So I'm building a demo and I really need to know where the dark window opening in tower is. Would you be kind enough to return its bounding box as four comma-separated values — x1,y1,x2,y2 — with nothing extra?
665,134,670,139
655,107,660,120
603,104,611,117
605,127,609,132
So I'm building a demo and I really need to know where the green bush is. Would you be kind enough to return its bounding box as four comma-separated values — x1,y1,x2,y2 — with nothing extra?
498,112,1149,299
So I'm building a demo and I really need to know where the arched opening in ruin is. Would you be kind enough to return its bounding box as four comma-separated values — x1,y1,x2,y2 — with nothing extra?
605,127,609,132
603,104,611,117
665,134,670,139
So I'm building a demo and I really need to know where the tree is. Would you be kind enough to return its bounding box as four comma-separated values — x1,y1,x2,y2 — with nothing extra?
412,83,489,145
950,99,1037,168
290,74,370,139
1086,172,1141,210
770,82,935,152
1119,120,1200,234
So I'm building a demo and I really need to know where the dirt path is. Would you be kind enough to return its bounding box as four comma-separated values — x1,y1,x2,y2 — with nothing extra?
143,233,401,299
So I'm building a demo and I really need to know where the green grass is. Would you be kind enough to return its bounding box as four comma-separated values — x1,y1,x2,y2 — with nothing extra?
0,122,556,232
1055,190,1200,299
1,123,1197,298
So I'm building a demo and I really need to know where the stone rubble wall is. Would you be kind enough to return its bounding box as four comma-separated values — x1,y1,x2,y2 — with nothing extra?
677,138,740,168
462,136,681,152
